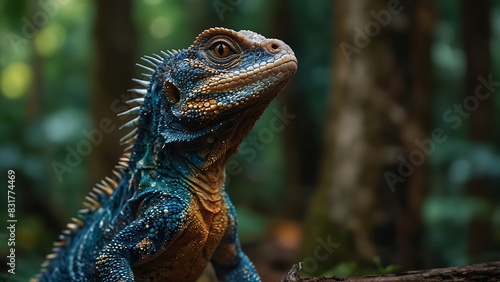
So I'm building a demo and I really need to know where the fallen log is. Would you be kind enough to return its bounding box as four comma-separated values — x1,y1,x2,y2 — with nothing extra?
282,260,500,282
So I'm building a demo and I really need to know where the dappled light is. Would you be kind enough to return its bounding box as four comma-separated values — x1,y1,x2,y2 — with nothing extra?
1,62,32,99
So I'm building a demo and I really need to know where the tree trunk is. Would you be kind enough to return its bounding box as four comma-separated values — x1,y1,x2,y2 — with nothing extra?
273,0,303,219
463,0,493,141
462,0,496,259
91,0,136,188
395,0,434,270
299,0,398,274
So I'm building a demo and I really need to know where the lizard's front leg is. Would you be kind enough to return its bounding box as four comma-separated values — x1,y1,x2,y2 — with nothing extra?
211,194,261,282
95,196,188,281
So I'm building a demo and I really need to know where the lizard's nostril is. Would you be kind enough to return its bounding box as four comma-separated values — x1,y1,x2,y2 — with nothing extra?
263,40,282,54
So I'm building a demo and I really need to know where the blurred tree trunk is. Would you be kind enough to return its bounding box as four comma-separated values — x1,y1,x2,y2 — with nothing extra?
395,0,434,270
462,0,496,259
91,0,136,187
299,0,436,274
273,0,303,219
299,0,400,275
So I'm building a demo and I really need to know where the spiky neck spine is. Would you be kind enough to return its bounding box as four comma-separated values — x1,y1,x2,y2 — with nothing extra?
120,84,228,213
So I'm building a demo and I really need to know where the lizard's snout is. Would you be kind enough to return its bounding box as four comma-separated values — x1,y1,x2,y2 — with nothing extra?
262,39,284,54
261,39,294,56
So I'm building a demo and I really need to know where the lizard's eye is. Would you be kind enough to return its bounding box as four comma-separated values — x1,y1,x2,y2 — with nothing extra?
205,36,241,67
214,43,232,58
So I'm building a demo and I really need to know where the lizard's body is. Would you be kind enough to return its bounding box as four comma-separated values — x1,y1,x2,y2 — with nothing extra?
33,27,297,281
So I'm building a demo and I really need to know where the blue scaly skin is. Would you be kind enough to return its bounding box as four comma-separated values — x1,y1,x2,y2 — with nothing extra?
33,27,297,281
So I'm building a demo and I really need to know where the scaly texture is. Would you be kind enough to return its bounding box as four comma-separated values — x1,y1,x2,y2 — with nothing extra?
33,27,297,282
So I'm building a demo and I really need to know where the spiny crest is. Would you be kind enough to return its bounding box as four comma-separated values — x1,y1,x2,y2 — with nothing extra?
118,49,180,146
35,160,128,276
35,50,180,281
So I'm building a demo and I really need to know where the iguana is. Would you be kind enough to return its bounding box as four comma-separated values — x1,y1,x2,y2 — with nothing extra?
33,27,297,281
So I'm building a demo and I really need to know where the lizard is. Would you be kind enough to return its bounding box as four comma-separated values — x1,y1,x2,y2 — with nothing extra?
32,27,297,282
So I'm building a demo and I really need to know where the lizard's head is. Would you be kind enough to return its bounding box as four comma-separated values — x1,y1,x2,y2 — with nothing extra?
128,27,297,169
170,28,297,127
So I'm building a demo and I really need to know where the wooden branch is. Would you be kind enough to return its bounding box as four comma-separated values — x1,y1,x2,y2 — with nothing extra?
282,261,500,282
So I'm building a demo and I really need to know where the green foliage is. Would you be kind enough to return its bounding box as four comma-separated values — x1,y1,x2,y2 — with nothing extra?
234,207,268,243
316,257,400,278
320,261,357,277
372,256,401,275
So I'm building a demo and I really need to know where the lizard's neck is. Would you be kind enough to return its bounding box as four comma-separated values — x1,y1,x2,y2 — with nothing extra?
187,158,227,213
129,134,229,213
125,99,263,212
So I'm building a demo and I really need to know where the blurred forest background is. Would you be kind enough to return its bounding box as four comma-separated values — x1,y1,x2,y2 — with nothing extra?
1,0,500,281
